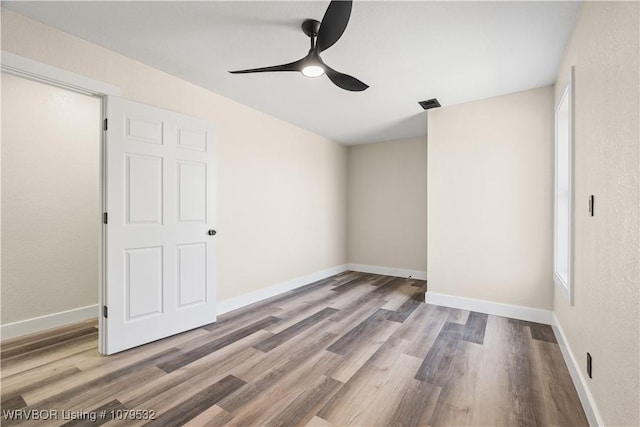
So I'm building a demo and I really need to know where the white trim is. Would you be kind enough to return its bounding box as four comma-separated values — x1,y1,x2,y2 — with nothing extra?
552,314,603,427
217,264,348,315
553,65,574,305
0,51,120,353
1,305,99,341
425,291,553,325
347,263,427,280
1,51,120,96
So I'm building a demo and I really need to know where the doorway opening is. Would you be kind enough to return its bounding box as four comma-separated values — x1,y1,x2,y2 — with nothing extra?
2,53,218,355
1,52,118,352
1,71,102,344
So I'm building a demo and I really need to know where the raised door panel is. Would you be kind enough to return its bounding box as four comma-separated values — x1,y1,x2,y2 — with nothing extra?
126,154,163,224
177,160,206,223
125,247,163,320
178,128,206,152
126,116,163,145
177,243,207,307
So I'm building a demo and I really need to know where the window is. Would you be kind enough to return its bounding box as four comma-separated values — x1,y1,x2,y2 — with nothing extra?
554,67,574,304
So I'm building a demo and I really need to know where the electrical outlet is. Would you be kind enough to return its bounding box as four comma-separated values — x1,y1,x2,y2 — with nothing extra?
587,352,592,378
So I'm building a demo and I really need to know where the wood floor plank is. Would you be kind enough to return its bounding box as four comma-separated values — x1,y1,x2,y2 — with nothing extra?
253,308,338,352
427,340,484,426
505,318,544,427
266,287,338,331
59,399,126,427
120,335,268,410
178,320,275,354
396,303,449,359
380,287,418,311
323,317,402,383
371,277,407,296
158,316,281,373
143,375,246,427
305,415,335,426
6,367,166,427
201,306,286,337
218,332,337,413
1,319,97,352
446,306,470,324
318,336,422,426
2,330,98,366
18,348,179,404
1,367,81,403
0,395,27,411
264,375,342,427
324,285,386,321
2,326,208,395
469,314,512,426
530,339,589,426
0,335,98,378
410,279,428,291
529,322,558,343
1,325,98,361
222,349,341,427
388,290,424,323
326,308,394,355
414,322,463,383
56,366,166,412
21,348,180,407
228,324,333,384
414,309,488,383
329,276,368,292
462,311,488,345
0,271,588,427
72,326,210,373
183,404,233,427
386,378,441,427
216,273,345,321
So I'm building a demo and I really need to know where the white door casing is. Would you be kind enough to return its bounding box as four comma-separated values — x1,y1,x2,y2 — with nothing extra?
104,96,216,354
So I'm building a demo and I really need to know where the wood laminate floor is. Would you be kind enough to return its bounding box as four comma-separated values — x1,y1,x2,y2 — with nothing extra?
1,272,588,426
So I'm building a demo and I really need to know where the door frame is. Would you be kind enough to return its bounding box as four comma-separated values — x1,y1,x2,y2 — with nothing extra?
1,51,121,354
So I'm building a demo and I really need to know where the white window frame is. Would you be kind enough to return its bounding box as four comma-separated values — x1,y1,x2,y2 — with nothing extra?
554,66,574,304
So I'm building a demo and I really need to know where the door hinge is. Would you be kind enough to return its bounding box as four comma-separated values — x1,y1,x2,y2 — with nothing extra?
103,306,108,318
103,212,108,224
103,118,108,131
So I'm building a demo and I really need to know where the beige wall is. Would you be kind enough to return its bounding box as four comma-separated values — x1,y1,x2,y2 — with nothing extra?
347,136,427,273
1,73,101,323
553,2,640,425
427,86,554,310
0,9,348,317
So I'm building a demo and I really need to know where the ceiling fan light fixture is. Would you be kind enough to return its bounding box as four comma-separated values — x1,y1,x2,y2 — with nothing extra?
302,64,325,78
229,1,367,91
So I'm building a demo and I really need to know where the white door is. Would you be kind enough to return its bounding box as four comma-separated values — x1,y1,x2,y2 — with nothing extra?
102,96,216,354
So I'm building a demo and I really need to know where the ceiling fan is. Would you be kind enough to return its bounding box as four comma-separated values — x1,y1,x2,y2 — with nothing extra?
229,0,368,92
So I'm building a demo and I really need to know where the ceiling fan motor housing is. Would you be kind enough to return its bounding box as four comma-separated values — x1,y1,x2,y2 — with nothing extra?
302,19,321,38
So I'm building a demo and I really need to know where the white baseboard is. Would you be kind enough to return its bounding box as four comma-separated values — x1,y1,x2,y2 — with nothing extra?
425,291,553,325
217,264,348,315
1,304,99,341
552,314,603,427
347,263,427,281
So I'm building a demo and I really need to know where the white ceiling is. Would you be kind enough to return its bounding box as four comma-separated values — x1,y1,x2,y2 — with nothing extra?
3,1,581,145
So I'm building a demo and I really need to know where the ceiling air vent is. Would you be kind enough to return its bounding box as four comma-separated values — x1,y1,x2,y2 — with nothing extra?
418,98,441,110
